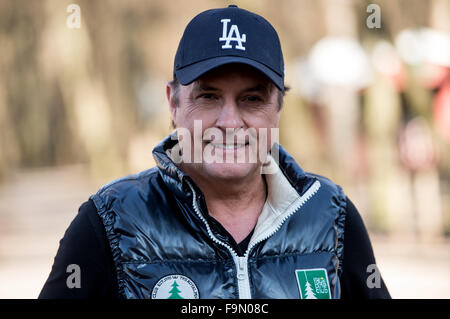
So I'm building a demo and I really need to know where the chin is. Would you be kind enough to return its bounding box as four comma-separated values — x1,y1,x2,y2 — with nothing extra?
201,162,259,181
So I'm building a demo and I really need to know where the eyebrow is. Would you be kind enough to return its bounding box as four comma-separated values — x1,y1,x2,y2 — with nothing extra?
192,82,270,95
192,82,220,94
243,84,271,95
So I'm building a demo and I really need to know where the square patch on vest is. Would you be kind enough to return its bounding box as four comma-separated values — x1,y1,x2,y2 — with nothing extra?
295,268,331,299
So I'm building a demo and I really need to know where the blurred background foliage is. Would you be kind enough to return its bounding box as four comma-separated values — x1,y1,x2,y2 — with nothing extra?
0,0,449,241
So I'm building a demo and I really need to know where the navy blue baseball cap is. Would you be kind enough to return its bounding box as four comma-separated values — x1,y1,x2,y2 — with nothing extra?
173,5,284,90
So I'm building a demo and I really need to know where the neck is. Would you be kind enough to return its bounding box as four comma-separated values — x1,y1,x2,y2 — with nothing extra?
180,163,267,243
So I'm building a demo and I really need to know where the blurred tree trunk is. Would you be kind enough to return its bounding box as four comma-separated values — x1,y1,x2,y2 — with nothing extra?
320,0,359,184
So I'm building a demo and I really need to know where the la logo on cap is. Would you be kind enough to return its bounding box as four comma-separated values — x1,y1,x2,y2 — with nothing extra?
219,18,246,51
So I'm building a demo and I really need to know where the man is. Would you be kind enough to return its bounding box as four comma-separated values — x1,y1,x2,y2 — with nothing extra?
40,5,390,299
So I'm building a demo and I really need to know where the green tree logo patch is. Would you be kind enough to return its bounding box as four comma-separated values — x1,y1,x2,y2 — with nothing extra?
168,280,183,299
295,268,331,299
152,274,199,299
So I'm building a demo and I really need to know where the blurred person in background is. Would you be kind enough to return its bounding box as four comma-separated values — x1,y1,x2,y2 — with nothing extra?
39,5,390,299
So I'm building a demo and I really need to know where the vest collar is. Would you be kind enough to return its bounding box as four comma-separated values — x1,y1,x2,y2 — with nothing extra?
152,131,196,201
250,154,321,248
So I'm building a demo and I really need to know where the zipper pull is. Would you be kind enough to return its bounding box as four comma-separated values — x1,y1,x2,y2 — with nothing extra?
235,256,252,298
237,257,246,281
238,257,244,270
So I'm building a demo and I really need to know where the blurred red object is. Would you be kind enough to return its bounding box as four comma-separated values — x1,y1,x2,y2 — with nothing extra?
420,64,450,89
433,78,450,143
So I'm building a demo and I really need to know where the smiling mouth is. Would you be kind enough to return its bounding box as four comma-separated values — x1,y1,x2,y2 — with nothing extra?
209,142,249,149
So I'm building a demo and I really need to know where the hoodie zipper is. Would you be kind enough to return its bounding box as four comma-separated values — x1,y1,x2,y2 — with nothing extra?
186,179,321,299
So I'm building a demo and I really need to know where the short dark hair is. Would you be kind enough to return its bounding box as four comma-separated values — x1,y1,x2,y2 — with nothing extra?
168,76,289,111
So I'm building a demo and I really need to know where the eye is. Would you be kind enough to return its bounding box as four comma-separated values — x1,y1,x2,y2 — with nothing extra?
198,93,217,100
242,95,263,102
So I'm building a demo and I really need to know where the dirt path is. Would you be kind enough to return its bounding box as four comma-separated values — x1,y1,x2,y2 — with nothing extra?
0,165,98,298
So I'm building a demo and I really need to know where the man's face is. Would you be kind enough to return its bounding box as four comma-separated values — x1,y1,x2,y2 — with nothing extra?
168,63,280,182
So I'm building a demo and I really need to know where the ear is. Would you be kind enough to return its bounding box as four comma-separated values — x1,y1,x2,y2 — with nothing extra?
166,83,177,121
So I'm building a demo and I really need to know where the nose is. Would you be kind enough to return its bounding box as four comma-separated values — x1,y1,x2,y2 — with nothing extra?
215,98,244,131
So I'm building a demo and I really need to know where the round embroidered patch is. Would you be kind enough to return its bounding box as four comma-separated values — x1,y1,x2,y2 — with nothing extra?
151,274,199,299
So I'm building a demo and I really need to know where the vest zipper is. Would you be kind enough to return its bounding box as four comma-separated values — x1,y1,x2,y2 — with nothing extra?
186,180,245,297
186,179,321,299
235,256,251,299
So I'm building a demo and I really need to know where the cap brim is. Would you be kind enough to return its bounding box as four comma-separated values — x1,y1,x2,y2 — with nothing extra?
175,56,284,90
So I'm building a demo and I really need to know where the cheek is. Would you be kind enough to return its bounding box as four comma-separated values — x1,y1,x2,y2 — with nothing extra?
178,106,218,129
247,109,280,130
175,110,219,146
258,128,279,151
252,112,280,148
